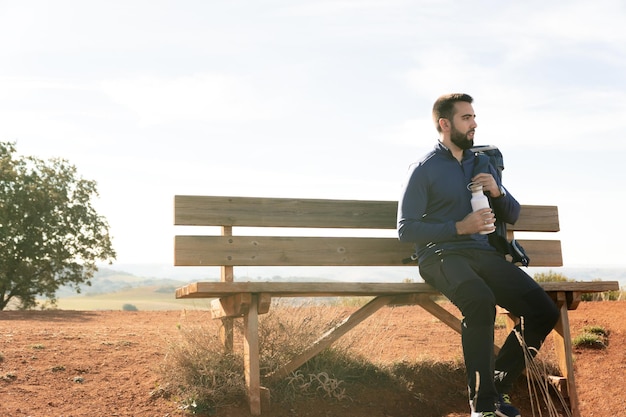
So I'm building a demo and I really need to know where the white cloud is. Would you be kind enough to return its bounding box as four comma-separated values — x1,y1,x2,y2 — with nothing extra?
380,117,434,149
100,74,283,126
530,1,626,44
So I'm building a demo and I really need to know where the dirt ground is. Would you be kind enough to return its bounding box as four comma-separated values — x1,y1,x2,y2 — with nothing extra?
1,301,624,417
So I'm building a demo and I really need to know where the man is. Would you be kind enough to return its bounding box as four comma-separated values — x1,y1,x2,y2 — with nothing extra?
397,93,559,417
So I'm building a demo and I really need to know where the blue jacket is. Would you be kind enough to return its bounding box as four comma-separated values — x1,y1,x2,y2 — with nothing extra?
397,142,520,263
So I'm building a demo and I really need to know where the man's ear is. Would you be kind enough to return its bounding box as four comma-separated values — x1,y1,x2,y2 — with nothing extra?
439,118,449,131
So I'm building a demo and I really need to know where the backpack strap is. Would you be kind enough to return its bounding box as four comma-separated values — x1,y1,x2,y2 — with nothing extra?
470,146,530,266
471,145,504,179
472,152,491,177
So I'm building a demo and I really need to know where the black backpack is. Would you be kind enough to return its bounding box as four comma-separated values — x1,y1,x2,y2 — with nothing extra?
471,145,530,266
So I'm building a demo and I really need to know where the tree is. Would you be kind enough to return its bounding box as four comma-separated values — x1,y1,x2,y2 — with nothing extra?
0,141,116,310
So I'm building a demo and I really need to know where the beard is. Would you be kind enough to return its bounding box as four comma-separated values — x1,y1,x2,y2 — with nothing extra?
450,124,474,150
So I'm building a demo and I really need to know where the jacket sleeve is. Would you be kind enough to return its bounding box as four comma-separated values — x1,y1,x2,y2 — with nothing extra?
397,164,458,244
491,187,521,225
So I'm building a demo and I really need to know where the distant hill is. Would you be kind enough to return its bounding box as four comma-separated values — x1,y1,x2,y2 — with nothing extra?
55,284,211,311
56,268,190,298
54,268,213,310
52,264,624,311
100,263,626,287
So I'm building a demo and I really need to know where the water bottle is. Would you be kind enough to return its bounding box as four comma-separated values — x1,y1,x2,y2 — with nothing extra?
468,182,494,234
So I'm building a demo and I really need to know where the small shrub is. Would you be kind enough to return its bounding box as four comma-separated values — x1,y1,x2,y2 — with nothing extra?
533,270,573,283
331,296,373,307
257,305,343,373
573,325,609,349
159,325,246,413
122,303,138,311
581,288,624,301
573,333,605,349
583,325,608,338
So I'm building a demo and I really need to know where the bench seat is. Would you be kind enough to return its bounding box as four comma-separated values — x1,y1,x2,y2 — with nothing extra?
176,280,619,300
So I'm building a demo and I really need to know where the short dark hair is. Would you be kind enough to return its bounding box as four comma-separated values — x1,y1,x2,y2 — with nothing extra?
432,93,473,133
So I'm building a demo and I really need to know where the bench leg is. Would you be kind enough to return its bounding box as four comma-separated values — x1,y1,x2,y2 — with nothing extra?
220,318,234,353
220,233,236,353
243,295,262,415
552,293,580,417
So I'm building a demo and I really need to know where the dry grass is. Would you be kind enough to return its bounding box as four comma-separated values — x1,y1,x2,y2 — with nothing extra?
158,300,569,415
158,303,350,412
158,324,247,414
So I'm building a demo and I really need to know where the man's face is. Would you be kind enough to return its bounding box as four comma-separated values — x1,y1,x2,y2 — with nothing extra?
449,101,477,150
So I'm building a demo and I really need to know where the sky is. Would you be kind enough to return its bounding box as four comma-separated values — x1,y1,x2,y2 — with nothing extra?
1,0,625,272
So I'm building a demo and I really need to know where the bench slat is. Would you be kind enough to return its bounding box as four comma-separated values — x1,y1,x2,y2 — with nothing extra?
518,239,563,267
175,195,394,229
174,196,559,233
539,281,620,292
175,236,562,267
175,281,620,299
176,282,439,298
513,205,560,232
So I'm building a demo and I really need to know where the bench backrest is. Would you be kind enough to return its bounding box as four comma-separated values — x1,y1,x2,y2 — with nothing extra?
174,195,562,268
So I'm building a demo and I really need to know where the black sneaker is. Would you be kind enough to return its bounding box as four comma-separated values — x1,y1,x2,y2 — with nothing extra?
495,393,521,417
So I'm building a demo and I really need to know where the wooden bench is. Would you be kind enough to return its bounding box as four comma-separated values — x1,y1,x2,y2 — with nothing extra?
174,195,619,416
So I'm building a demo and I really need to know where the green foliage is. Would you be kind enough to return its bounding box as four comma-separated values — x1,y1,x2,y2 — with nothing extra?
581,325,608,337
580,279,624,301
572,325,609,349
122,303,139,311
533,270,573,283
0,141,116,310
328,296,373,307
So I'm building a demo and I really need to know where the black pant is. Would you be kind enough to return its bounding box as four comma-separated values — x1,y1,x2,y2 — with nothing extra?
419,249,559,412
